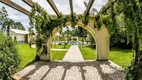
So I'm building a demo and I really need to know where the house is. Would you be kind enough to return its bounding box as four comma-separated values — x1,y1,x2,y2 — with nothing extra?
10,29,29,44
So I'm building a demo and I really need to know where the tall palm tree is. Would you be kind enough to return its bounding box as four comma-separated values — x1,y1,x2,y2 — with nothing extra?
66,27,70,43
1,7,25,36
1,19,25,36
1,19,15,36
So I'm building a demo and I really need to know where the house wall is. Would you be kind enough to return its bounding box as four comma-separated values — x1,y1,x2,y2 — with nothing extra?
10,31,28,44
16,34,26,41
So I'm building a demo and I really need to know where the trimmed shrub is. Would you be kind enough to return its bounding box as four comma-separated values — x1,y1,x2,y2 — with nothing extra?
0,32,20,80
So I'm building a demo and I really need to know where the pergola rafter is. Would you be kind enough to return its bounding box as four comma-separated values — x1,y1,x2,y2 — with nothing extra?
69,0,73,16
0,0,30,15
95,0,116,20
0,0,114,19
46,0,60,17
22,0,34,7
85,0,95,15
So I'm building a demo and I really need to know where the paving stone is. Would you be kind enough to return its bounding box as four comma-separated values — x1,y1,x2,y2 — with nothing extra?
43,66,65,80
63,45,84,62
13,45,125,80
64,66,82,80
13,61,125,80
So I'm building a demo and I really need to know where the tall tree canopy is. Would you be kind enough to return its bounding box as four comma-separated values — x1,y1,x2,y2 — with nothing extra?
15,22,25,30
1,19,15,36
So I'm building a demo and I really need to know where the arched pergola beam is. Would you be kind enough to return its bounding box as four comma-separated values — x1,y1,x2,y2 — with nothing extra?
22,0,34,7
0,0,30,15
85,0,95,15
46,0,60,17
69,0,73,17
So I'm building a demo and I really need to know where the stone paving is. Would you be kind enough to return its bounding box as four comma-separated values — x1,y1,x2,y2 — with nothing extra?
13,61,125,80
63,45,84,62
13,45,126,80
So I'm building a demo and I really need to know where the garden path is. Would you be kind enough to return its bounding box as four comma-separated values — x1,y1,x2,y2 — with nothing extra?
13,61,125,80
63,45,84,62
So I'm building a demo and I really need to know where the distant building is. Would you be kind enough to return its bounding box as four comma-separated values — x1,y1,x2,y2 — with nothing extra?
10,29,29,44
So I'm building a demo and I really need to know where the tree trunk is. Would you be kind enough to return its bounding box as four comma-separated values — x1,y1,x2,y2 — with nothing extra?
7,26,10,36
133,26,139,80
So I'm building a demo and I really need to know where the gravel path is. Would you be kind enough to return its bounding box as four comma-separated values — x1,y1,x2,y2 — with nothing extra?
12,60,125,80
63,45,84,62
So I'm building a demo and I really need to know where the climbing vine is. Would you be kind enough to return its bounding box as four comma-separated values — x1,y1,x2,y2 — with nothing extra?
95,0,142,79
29,3,85,60
122,0,142,80
82,13,89,26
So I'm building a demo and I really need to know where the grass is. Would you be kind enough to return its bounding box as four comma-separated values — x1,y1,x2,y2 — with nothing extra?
51,51,67,60
52,44,71,49
16,44,68,71
16,44,36,71
51,44,71,60
79,46,133,68
109,48,133,68
79,46,96,60
16,44,132,69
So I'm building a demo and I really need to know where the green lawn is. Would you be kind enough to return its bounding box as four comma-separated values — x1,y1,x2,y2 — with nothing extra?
51,44,70,60
79,46,133,68
16,44,36,71
79,46,96,60
109,48,133,68
51,51,67,60
52,44,71,49
16,44,67,71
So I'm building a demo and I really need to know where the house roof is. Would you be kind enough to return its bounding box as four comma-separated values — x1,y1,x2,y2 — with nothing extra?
10,29,29,34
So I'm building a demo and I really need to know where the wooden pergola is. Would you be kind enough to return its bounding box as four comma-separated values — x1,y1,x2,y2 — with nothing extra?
0,0,115,18
0,0,114,61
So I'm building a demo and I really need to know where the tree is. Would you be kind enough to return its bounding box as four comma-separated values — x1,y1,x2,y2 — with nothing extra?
0,7,25,36
121,1,142,79
1,19,15,36
0,7,8,25
15,22,25,30
0,32,20,80
88,33,95,46
66,27,70,43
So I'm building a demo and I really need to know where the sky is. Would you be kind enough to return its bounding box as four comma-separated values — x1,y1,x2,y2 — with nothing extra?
0,0,107,30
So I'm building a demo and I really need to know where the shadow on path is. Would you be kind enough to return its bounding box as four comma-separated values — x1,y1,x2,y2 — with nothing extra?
13,60,125,80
